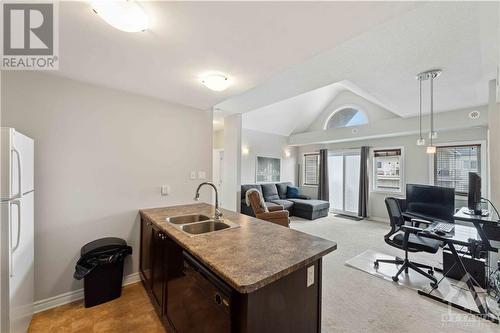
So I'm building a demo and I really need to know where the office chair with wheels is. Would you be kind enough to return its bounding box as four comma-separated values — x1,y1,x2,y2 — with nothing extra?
374,197,441,288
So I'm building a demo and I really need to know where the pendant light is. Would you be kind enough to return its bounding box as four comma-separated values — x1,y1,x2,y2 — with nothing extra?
416,78,425,146
415,69,441,154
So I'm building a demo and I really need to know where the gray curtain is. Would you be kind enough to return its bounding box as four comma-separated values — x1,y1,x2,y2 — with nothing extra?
318,149,329,201
358,146,369,218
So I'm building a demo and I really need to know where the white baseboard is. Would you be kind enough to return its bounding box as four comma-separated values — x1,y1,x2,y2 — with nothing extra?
33,272,141,314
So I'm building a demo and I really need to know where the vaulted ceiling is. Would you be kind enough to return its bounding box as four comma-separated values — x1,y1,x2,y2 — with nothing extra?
218,1,499,127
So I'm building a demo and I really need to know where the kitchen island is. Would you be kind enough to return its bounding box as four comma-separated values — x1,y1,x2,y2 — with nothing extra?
139,203,337,333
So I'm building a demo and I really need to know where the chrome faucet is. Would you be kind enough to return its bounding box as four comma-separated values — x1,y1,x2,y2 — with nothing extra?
194,182,222,222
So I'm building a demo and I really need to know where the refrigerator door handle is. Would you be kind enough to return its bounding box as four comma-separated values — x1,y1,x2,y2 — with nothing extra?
9,199,21,277
12,147,23,199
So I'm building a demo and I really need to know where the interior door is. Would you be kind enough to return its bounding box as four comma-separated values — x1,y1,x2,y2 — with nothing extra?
328,151,361,216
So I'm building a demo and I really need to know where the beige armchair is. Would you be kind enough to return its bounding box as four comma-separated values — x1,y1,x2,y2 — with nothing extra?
245,189,290,227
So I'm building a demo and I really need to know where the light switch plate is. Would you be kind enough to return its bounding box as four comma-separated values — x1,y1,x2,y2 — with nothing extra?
307,265,314,287
190,171,197,180
198,171,206,179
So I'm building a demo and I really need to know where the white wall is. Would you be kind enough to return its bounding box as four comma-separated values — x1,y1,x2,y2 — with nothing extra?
297,127,488,220
241,129,297,184
222,114,242,211
306,90,397,132
290,106,488,146
1,72,213,302
489,79,500,207
213,129,224,150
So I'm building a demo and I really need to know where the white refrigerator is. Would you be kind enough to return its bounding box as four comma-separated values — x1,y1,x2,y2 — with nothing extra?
1,128,34,333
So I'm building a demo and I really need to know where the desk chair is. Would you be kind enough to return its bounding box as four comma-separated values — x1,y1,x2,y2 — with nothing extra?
374,197,441,287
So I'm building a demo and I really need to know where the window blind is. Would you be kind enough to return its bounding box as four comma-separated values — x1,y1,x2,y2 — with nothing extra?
434,144,480,195
304,153,320,185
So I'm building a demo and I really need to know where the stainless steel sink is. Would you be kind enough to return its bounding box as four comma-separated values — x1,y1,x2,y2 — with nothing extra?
165,214,211,224
181,221,231,235
166,214,239,236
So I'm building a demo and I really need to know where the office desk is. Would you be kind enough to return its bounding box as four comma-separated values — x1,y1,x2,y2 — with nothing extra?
415,210,499,323
454,207,499,252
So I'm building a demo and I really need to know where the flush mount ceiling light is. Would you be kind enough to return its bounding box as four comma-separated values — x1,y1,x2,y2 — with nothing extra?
91,1,149,32
201,74,231,92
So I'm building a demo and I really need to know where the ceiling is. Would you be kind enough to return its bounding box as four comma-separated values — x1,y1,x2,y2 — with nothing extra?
53,1,419,111
216,2,499,120
241,80,395,136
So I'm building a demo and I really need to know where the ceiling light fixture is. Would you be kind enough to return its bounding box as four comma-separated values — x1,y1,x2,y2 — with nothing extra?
416,69,441,154
91,1,149,33
201,74,230,92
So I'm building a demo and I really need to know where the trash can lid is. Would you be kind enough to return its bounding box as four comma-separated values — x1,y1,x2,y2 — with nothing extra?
81,237,128,257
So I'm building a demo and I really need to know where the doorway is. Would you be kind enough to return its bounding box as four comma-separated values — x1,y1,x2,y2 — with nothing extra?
328,150,360,216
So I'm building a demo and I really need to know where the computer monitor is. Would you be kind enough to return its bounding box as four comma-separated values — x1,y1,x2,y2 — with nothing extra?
406,184,455,222
467,172,482,215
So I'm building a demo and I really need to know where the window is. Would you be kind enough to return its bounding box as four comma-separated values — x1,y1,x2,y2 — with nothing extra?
303,153,320,185
434,144,481,195
324,107,368,130
373,148,403,193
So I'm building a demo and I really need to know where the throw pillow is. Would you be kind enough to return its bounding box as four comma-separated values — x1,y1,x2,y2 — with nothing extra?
286,186,300,198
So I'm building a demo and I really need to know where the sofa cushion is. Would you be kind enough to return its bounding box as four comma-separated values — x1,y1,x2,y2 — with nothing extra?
276,182,293,199
269,199,294,211
288,199,330,212
286,186,300,198
261,183,280,201
241,184,262,199
265,202,282,211
240,200,255,216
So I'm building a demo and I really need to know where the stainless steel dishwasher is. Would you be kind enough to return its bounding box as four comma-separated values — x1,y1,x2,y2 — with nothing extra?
166,251,233,333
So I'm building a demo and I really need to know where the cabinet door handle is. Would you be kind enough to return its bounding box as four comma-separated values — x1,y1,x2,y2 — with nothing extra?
146,221,151,226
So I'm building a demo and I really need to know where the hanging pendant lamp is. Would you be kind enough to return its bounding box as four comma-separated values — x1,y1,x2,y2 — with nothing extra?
415,69,442,154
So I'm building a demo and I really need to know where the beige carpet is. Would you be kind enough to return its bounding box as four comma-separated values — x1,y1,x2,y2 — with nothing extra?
345,249,499,320
290,214,499,333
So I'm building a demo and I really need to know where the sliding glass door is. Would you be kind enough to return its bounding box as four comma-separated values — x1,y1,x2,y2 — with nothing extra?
328,151,360,216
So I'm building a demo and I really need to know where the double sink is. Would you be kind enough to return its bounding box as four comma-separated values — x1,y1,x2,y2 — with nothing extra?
166,214,239,236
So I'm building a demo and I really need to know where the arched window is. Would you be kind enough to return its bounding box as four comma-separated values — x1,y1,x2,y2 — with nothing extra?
324,107,368,130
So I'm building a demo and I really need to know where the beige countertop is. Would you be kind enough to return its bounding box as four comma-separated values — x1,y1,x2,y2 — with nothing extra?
139,203,337,293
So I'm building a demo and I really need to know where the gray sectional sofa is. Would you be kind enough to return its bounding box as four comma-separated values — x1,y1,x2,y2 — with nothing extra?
241,182,330,220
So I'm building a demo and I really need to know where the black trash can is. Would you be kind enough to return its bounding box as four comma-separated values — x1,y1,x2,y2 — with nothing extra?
74,237,132,308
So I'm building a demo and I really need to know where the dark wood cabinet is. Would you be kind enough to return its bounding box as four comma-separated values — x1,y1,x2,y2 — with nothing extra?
151,228,166,311
139,218,153,288
140,217,179,331
140,218,169,317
